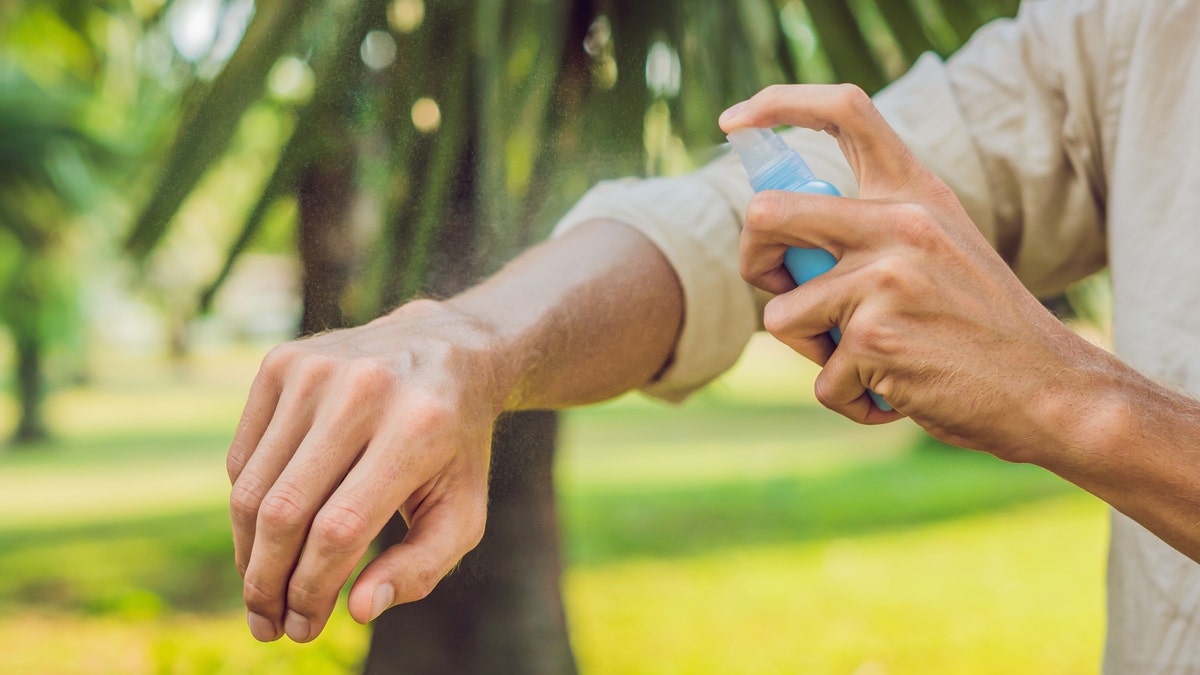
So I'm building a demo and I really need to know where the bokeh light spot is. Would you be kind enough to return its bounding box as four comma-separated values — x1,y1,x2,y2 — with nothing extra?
584,16,617,90
645,41,680,97
411,97,440,133
267,56,314,103
166,0,220,62
361,30,397,71
388,0,425,34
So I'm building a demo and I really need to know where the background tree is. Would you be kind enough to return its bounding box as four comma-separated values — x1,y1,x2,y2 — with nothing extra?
0,0,183,445
0,69,106,445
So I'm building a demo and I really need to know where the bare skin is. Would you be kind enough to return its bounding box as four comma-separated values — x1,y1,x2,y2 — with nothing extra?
720,83,1200,565
227,220,682,642
230,81,1200,645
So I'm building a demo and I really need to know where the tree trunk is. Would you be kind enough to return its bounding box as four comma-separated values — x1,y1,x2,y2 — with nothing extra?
12,332,48,445
363,25,575,665
364,410,576,675
297,145,357,335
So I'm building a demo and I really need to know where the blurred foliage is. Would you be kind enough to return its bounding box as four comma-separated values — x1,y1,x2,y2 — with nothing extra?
0,0,1023,442
0,67,110,443
1065,269,1113,347
120,0,1023,322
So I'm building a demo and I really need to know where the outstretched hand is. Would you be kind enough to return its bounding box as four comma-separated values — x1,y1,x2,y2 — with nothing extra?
227,299,502,643
225,215,688,644
720,84,1100,460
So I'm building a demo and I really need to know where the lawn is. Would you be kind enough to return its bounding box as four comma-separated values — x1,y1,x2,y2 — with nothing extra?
0,336,1107,673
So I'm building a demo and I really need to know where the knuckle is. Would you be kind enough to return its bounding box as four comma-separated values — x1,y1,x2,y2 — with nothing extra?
812,373,839,409
260,342,301,378
230,477,266,522
854,319,901,358
409,563,445,602
836,83,872,116
243,576,281,611
226,451,248,484
293,355,335,393
891,203,942,248
738,257,757,286
313,498,373,554
258,483,311,532
762,297,790,337
344,359,395,399
867,255,910,294
870,374,897,403
757,83,788,106
286,577,327,612
261,343,338,397
744,192,785,233
403,391,455,436
347,358,391,384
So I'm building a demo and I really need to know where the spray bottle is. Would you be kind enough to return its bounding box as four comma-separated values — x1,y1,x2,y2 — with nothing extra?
728,127,890,411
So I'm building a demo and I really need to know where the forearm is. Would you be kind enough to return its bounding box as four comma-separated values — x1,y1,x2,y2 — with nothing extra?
1037,352,1200,563
443,219,683,411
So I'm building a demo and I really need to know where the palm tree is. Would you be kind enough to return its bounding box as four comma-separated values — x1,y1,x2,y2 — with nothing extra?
0,69,103,445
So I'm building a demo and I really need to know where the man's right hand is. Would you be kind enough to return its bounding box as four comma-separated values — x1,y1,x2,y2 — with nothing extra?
227,298,508,643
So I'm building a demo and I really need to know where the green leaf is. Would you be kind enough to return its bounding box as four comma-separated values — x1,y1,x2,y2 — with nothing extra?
123,0,315,258
802,0,888,93
870,0,937,68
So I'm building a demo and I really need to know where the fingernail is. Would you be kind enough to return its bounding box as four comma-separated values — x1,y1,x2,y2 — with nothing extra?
247,611,278,642
369,583,395,621
719,101,747,126
284,610,311,643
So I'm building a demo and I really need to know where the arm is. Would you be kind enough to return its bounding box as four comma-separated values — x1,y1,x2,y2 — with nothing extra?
227,219,681,643
452,219,683,409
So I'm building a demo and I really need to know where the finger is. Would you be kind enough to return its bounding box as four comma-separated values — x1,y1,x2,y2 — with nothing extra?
740,192,895,291
284,389,482,640
347,489,487,625
227,370,281,485
229,343,309,484
277,437,408,643
243,415,369,643
763,276,908,424
720,84,929,196
762,291,839,367
279,488,376,643
229,385,319,585
814,352,906,425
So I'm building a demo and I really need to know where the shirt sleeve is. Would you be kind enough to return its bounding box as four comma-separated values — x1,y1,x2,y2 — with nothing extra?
553,0,1114,403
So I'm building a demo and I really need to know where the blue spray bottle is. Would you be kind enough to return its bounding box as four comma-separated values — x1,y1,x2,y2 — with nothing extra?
727,127,890,411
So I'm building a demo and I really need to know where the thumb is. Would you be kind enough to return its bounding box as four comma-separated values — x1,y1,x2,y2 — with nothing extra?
347,494,486,623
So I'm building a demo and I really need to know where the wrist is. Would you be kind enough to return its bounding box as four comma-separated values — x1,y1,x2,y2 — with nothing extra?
378,298,525,416
1026,347,1200,564
1028,346,1139,477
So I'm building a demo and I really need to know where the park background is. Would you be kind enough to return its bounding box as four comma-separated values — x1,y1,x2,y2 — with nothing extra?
0,0,1113,673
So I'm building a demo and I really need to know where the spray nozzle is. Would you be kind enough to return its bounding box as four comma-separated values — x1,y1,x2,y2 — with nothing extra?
726,127,815,185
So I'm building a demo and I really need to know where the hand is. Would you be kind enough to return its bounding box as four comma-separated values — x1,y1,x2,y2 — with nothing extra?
720,84,1105,460
227,299,504,643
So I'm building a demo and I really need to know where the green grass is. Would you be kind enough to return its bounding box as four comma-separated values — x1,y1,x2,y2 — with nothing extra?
567,495,1104,674
0,337,1108,673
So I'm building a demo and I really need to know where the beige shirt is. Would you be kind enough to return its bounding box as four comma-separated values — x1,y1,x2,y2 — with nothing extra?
554,0,1200,671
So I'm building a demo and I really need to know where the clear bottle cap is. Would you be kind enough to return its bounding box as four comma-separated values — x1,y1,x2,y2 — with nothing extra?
726,127,813,183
